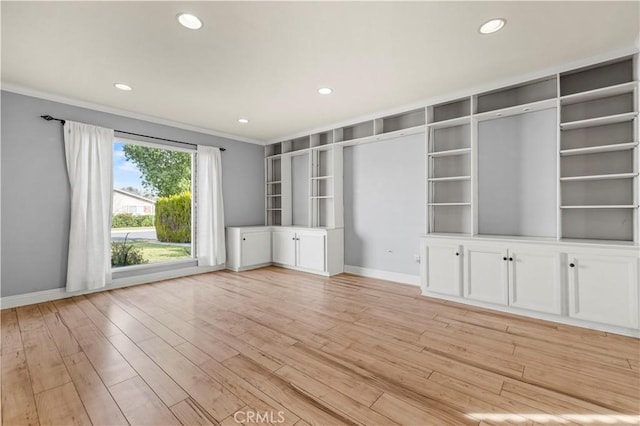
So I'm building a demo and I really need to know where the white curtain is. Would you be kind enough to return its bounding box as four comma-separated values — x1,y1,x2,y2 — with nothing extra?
63,121,114,292
197,146,226,266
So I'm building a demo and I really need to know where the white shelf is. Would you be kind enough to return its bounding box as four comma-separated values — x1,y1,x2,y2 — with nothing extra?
427,116,470,129
311,175,333,180
428,176,471,182
428,202,471,206
560,172,638,182
560,81,638,106
310,196,334,199
266,195,282,198
474,98,558,122
266,208,282,211
427,147,471,157
560,142,638,156
266,181,282,185
560,112,638,131
561,205,638,209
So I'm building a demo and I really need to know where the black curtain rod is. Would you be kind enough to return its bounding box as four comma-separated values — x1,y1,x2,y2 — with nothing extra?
40,115,226,151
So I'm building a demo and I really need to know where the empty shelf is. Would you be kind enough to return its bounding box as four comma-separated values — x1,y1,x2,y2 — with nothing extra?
560,172,638,182
428,176,471,182
266,181,282,185
560,81,638,105
427,116,471,129
311,176,333,180
428,202,471,206
310,196,334,199
560,205,637,209
428,148,471,157
560,112,638,131
560,142,638,156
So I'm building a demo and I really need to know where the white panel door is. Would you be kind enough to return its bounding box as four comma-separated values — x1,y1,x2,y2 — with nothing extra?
568,253,639,329
464,245,509,305
241,231,272,267
424,242,462,296
296,231,326,272
272,230,296,266
508,246,563,314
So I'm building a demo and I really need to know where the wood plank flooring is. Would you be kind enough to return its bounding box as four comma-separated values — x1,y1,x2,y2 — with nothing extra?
1,267,639,425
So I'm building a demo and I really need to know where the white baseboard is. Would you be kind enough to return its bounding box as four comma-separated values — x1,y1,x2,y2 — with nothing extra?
0,265,224,309
0,288,68,309
344,265,420,286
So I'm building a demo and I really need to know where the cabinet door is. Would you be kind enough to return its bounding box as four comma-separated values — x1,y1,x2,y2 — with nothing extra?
464,245,509,305
509,246,563,314
296,231,326,272
272,230,296,266
241,231,271,267
423,242,462,296
568,253,638,329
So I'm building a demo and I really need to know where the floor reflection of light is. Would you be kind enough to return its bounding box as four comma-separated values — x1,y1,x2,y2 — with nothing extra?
466,413,640,424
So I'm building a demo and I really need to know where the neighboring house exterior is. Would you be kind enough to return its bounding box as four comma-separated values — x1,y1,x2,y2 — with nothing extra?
113,189,155,215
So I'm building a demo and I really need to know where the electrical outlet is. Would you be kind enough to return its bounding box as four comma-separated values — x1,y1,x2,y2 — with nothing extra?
414,254,421,264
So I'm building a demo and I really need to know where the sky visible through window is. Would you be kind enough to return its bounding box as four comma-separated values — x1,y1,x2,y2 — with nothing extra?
113,141,144,192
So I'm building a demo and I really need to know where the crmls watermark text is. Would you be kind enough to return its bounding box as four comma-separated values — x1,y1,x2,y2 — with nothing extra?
234,410,286,424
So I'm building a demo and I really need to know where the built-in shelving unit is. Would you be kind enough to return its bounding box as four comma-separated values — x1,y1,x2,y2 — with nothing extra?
265,157,283,225
263,53,639,243
310,146,343,228
426,98,472,234
559,57,638,241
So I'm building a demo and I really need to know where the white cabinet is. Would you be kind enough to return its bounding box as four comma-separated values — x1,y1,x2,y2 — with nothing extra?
421,235,640,334
296,231,326,272
463,243,563,313
227,226,343,276
226,227,272,272
272,229,297,266
272,228,343,275
463,244,509,305
421,241,462,296
508,246,563,315
568,251,639,329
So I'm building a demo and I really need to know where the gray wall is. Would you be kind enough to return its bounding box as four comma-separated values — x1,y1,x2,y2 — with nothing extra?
478,108,557,238
1,91,265,297
291,152,309,226
344,133,425,277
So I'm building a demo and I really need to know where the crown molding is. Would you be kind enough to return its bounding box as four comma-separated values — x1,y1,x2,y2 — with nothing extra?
1,83,266,146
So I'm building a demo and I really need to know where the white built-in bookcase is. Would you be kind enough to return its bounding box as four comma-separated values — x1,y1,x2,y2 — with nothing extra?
265,54,639,243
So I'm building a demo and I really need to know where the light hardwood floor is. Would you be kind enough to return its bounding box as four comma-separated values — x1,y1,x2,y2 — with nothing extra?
1,267,639,425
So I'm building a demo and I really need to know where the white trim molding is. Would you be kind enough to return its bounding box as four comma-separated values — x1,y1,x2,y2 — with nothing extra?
344,265,420,286
0,265,224,309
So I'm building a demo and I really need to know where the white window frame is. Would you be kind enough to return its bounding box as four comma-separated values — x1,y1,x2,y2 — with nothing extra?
111,137,197,275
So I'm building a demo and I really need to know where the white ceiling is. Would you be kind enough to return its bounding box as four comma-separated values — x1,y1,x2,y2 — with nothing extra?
2,1,638,144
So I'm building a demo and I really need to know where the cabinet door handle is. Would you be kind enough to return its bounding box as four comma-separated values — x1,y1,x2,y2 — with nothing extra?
569,263,575,268
455,252,459,256
292,237,296,240
503,257,507,261
242,238,246,241
509,257,513,261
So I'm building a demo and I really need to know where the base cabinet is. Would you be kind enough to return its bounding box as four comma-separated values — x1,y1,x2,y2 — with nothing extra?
420,242,462,296
227,226,343,276
568,252,639,329
421,235,639,334
226,227,272,271
464,244,509,305
509,247,563,315
272,230,296,266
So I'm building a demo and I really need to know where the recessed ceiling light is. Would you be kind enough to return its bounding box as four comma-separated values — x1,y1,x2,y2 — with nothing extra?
177,13,202,30
238,118,249,124
479,18,506,34
114,83,132,91
318,87,333,95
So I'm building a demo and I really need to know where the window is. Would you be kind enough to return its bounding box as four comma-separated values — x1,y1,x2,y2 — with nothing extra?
111,139,194,269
